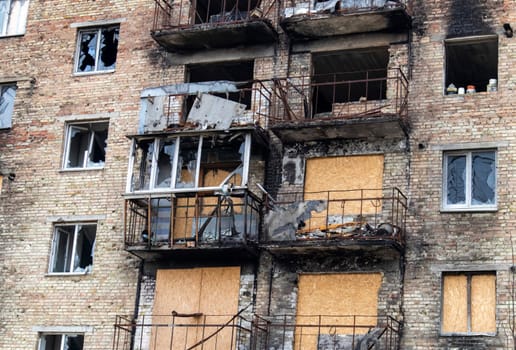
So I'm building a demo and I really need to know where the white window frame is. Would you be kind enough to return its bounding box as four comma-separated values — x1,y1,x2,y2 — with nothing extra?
38,333,84,350
126,133,251,193
48,223,96,275
73,25,119,74
0,0,29,37
62,121,108,170
442,149,497,211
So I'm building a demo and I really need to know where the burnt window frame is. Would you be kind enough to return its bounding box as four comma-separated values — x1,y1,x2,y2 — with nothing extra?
48,223,97,275
442,149,497,212
444,35,498,95
440,271,497,336
0,0,30,37
73,25,120,75
62,120,109,170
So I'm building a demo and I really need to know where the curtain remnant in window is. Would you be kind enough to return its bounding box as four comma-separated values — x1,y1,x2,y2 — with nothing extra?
0,85,16,129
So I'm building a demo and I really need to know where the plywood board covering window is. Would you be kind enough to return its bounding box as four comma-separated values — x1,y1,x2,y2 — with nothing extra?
296,273,382,349
442,272,496,335
152,267,241,350
304,155,384,228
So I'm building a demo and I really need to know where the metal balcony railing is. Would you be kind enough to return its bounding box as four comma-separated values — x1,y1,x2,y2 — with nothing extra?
140,81,274,132
263,187,407,246
282,0,408,18
259,314,402,350
124,190,262,249
153,0,277,30
112,313,401,350
269,68,409,125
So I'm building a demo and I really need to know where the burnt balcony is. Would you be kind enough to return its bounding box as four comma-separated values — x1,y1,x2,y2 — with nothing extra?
124,190,262,260
269,68,409,142
281,0,411,40
261,187,407,254
112,313,401,350
152,0,278,51
139,81,273,133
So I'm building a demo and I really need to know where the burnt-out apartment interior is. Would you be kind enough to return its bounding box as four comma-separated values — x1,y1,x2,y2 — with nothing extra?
114,0,410,349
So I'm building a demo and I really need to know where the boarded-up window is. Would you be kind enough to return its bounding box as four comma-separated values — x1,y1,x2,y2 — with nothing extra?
296,273,382,349
442,272,496,334
152,267,241,350
304,155,384,228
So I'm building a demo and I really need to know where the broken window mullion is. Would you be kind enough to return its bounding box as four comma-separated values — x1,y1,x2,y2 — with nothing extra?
126,139,136,192
85,129,95,168
149,139,160,190
194,136,203,188
241,133,251,187
69,225,80,273
94,28,102,71
0,0,11,35
464,153,472,207
171,137,180,189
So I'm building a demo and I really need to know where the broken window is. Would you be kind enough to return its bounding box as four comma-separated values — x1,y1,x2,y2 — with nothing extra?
38,333,84,350
0,84,16,129
63,121,108,169
312,48,389,115
445,36,498,94
443,150,496,210
441,272,496,335
74,25,119,73
0,0,29,36
129,133,249,192
49,224,96,274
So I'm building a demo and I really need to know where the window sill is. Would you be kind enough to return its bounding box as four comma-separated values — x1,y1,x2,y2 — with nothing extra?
0,33,26,38
60,167,105,173
444,90,498,98
440,332,496,337
73,69,116,77
46,272,91,277
440,206,498,213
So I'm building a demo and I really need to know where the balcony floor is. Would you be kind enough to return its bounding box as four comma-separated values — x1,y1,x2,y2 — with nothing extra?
281,7,411,40
152,20,278,51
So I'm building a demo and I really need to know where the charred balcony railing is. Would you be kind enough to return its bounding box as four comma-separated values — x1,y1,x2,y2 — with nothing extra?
282,0,408,18
257,314,401,350
140,81,274,133
269,68,409,126
263,188,406,247
113,312,268,350
124,190,262,249
153,0,277,30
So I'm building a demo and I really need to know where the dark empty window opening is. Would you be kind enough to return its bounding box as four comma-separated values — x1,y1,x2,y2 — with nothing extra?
312,47,389,115
186,60,254,112
194,0,259,24
445,36,498,94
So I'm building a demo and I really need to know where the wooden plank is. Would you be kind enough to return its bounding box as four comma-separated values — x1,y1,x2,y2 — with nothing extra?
471,274,496,333
442,275,468,333
296,273,382,349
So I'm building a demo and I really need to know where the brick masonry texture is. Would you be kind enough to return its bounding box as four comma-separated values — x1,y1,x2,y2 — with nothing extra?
0,0,515,349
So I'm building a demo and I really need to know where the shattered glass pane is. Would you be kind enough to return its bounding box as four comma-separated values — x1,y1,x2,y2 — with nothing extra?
87,128,108,167
51,226,75,273
446,155,466,205
98,26,119,71
0,85,16,129
199,134,244,187
0,1,8,35
472,151,495,205
64,334,84,350
133,139,154,191
176,136,199,188
72,225,96,273
155,140,176,188
77,30,98,72
66,123,108,168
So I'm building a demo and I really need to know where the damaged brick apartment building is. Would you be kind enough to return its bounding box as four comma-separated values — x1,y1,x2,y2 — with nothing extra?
0,0,515,349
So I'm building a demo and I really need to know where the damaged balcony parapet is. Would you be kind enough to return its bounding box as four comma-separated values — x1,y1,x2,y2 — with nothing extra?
261,187,407,251
123,189,263,253
152,0,279,51
139,81,273,133
112,313,401,350
269,68,409,142
281,0,411,40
